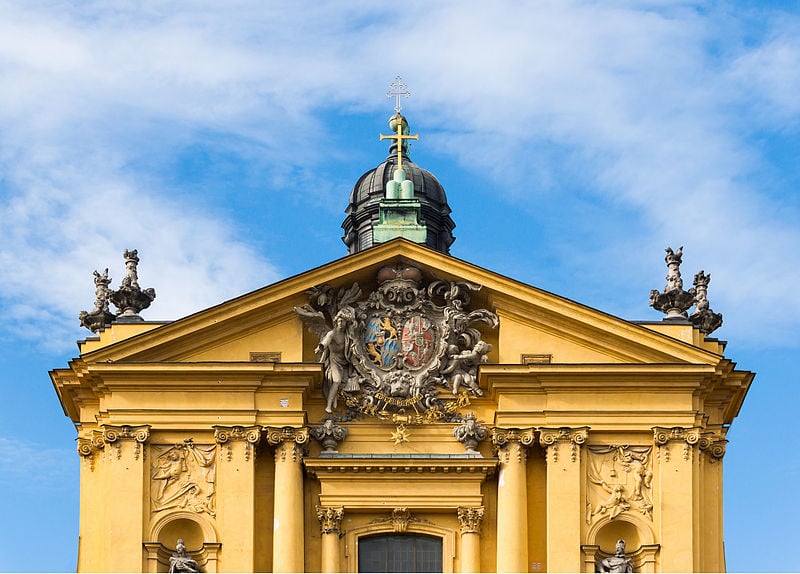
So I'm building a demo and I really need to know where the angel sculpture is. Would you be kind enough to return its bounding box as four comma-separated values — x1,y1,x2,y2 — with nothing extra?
295,303,360,413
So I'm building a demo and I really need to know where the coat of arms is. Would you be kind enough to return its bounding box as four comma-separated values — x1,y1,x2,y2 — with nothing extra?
295,264,498,423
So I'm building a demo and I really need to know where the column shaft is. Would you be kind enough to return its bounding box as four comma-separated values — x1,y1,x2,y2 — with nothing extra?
496,441,528,573
272,441,305,572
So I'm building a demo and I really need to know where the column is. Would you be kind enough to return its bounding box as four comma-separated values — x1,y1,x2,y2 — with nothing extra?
653,427,700,573
102,425,150,573
457,506,484,573
539,426,589,573
317,506,344,573
267,426,309,573
491,428,535,573
214,425,261,573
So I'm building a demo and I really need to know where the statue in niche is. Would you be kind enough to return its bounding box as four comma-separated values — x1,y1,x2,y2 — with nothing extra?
151,442,216,516
169,538,200,573
596,539,633,573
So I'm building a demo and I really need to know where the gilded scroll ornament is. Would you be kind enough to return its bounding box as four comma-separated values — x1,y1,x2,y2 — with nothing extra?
295,264,498,422
587,445,653,521
151,441,216,517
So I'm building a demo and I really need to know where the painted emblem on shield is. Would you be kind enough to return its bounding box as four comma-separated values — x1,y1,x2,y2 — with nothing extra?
365,316,399,369
401,315,435,368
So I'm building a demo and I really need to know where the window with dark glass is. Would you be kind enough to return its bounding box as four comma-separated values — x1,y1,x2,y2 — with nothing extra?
358,534,443,573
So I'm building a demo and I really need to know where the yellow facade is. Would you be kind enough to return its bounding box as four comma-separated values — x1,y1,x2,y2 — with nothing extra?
51,239,752,573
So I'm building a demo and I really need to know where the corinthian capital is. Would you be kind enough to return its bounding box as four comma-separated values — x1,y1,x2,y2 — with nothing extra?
457,506,485,534
316,505,344,534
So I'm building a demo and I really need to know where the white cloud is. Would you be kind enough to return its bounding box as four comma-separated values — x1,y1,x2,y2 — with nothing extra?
0,437,75,492
0,1,798,350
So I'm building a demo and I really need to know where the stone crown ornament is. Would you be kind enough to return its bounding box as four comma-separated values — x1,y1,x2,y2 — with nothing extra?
295,264,498,423
79,249,157,332
649,246,722,334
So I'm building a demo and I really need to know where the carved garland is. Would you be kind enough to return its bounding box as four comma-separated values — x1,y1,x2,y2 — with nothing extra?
490,428,536,465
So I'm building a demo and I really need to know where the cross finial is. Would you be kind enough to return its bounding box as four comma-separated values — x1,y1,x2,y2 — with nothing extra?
387,76,410,113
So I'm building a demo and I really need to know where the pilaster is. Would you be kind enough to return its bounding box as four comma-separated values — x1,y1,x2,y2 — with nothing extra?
491,427,535,573
101,424,150,572
317,505,344,573
76,429,107,570
539,426,589,573
266,426,309,573
698,430,727,572
653,426,701,572
213,425,261,573
457,506,484,573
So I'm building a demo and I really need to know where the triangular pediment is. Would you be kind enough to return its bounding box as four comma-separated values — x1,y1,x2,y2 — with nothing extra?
80,239,720,366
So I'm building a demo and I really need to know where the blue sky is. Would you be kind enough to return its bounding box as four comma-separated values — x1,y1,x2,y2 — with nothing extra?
0,1,798,571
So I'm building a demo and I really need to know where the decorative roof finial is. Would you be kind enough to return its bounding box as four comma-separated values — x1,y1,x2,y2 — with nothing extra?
386,75,410,114
689,270,723,334
380,79,419,175
649,246,695,319
78,268,115,333
108,249,156,322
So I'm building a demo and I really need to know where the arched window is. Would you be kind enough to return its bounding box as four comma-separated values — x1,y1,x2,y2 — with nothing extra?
358,533,443,573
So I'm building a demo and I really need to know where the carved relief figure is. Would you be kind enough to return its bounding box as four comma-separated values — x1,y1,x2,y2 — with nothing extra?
587,445,653,521
596,539,633,573
317,307,359,412
151,443,216,516
169,538,200,573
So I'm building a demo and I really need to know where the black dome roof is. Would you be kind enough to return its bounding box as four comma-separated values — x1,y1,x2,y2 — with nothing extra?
342,139,455,255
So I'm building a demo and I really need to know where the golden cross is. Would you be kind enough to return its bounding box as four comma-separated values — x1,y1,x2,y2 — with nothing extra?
380,114,418,173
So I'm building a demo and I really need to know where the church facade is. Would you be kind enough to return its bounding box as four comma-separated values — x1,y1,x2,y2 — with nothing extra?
51,107,753,573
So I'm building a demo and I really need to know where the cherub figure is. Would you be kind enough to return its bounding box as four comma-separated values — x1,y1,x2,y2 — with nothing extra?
441,339,491,396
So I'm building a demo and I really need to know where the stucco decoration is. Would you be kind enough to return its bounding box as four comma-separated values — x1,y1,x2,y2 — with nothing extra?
151,442,216,517
295,263,498,423
587,446,653,522
453,413,488,454
310,418,348,453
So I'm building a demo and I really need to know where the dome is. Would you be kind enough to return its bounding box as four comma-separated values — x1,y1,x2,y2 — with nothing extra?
342,117,456,255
